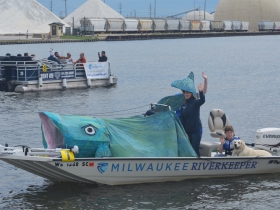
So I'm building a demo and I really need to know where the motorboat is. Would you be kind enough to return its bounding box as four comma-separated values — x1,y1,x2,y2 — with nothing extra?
0,107,279,185
0,56,117,93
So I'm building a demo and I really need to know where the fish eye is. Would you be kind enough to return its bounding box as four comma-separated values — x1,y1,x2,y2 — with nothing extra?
83,125,96,136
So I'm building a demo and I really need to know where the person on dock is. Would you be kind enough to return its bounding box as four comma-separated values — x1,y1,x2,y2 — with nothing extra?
215,125,240,157
98,51,107,62
26,30,29,39
75,53,87,64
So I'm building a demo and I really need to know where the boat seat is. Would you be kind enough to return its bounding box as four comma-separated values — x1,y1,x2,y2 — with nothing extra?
208,109,229,138
200,141,220,157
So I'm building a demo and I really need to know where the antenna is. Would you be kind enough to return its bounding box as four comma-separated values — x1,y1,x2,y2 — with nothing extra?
49,0,53,12
194,0,196,19
118,2,122,15
149,3,152,18
134,10,136,18
64,0,68,17
204,0,206,20
154,0,156,18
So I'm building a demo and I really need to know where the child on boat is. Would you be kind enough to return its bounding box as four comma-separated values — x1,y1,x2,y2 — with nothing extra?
215,125,240,157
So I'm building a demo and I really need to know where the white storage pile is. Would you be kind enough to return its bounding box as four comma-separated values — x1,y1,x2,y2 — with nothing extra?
0,0,69,34
64,0,124,28
182,10,214,21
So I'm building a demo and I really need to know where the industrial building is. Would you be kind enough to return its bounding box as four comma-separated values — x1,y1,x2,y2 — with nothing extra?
0,0,69,34
63,0,124,28
214,0,280,31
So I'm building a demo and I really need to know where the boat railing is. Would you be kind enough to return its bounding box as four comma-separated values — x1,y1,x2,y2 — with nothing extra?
0,60,111,82
0,144,79,158
150,103,171,112
0,60,40,82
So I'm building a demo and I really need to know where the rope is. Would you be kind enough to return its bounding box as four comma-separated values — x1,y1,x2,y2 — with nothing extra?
24,68,37,81
91,104,150,116
93,110,144,117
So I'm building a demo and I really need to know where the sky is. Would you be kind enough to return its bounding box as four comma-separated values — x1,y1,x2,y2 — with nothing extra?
37,0,220,18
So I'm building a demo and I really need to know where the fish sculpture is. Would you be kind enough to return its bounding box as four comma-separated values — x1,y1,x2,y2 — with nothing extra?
39,111,197,158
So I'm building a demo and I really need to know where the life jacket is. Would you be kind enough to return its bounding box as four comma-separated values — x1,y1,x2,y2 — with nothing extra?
224,136,240,155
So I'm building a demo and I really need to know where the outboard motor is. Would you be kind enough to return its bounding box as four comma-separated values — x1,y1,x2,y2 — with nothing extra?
255,128,280,155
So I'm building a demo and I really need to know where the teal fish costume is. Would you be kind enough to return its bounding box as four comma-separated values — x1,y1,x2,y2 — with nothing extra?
157,94,185,111
171,71,197,98
156,72,197,111
39,111,197,158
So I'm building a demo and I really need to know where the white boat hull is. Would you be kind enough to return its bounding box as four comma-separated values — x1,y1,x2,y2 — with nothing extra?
1,155,280,185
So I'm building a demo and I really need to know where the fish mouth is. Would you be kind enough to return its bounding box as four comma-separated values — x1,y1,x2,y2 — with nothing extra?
39,113,65,149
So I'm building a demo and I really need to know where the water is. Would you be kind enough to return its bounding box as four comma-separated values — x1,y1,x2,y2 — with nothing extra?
0,36,280,209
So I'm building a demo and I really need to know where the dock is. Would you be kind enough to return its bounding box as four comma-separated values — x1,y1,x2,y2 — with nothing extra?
0,31,280,45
